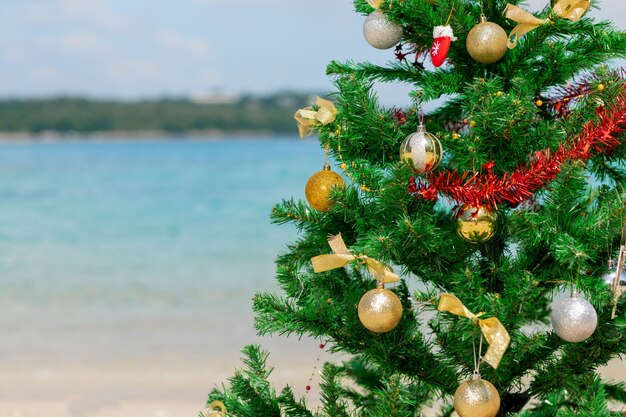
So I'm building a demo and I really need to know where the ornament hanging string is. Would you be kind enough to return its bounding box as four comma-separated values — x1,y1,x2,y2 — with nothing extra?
411,94,626,208
311,234,400,284
472,332,485,375
305,342,327,393
438,294,510,369
445,7,454,26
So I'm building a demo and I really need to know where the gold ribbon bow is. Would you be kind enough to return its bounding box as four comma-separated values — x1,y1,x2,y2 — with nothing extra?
311,234,400,284
294,97,337,139
205,401,227,416
553,0,591,22
438,294,510,369
504,0,591,49
367,0,383,8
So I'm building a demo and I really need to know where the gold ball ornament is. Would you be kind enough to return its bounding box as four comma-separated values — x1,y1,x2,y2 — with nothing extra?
454,376,501,417
466,15,508,64
456,204,497,244
205,401,227,417
400,124,444,174
305,164,345,212
357,286,402,333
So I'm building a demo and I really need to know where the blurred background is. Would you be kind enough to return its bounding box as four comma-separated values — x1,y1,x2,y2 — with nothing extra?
0,1,622,416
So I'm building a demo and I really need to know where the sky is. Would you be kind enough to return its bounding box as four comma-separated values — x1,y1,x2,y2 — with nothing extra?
0,0,623,101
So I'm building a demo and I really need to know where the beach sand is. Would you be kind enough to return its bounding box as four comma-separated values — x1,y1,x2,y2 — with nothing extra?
0,334,330,417
0,341,621,417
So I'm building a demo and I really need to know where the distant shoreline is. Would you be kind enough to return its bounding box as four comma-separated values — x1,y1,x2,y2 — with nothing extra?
0,93,317,139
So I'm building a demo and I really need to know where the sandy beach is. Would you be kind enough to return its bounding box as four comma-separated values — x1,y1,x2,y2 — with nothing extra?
0,341,621,417
0,333,333,417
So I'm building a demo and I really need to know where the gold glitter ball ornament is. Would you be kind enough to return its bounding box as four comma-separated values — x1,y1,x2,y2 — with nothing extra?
466,15,508,64
305,164,345,212
454,376,500,417
456,204,497,244
357,286,402,333
400,124,443,174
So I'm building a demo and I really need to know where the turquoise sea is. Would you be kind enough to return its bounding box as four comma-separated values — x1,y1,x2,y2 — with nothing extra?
0,137,321,372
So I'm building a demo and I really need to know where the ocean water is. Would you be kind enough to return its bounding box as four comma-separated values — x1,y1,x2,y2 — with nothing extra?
0,138,322,368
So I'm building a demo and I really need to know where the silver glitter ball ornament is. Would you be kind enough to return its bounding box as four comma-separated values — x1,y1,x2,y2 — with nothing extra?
550,291,597,343
602,264,626,287
363,10,403,50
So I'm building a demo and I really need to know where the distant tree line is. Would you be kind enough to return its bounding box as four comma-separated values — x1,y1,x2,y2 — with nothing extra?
0,93,317,135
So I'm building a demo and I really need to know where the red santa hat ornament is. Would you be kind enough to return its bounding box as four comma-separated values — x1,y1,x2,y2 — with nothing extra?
430,25,457,67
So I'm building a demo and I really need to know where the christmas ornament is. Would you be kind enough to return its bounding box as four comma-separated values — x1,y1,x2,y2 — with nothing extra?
454,374,501,417
430,25,457,67
311,233,402,332
551,291,598,342
410,92,626,208
438,294,510,369
505,1,591,48
552,0,590,20
455,205,497,244
311,234,400,284
504,3,550,48
400,124,443,174
294,97,338,138
363,10,403,50
466,15,508,64
305,163,345,212
605,244,626,319
603,260,626,288
358,283,403,333
205,401,227,417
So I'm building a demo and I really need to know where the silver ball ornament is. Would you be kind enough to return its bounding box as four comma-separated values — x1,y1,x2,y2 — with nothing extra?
551,291,598,343
400,124,443,174
363,10,403,50
602,263,626,288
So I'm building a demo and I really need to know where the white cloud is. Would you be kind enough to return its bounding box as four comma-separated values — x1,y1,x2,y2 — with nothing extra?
198,69,220,85
28,66,59,82
19,0,128,30
3,48,28,65
155,31,213,57
58,32,111,54
108,60,160,83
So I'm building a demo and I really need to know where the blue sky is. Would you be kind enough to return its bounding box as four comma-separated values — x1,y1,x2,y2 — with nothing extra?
0,0,622,100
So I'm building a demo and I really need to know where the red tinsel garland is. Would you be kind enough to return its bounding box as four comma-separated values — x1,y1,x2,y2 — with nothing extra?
410,94,626,208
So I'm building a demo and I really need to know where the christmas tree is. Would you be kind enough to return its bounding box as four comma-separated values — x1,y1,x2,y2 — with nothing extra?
205,1,626,416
